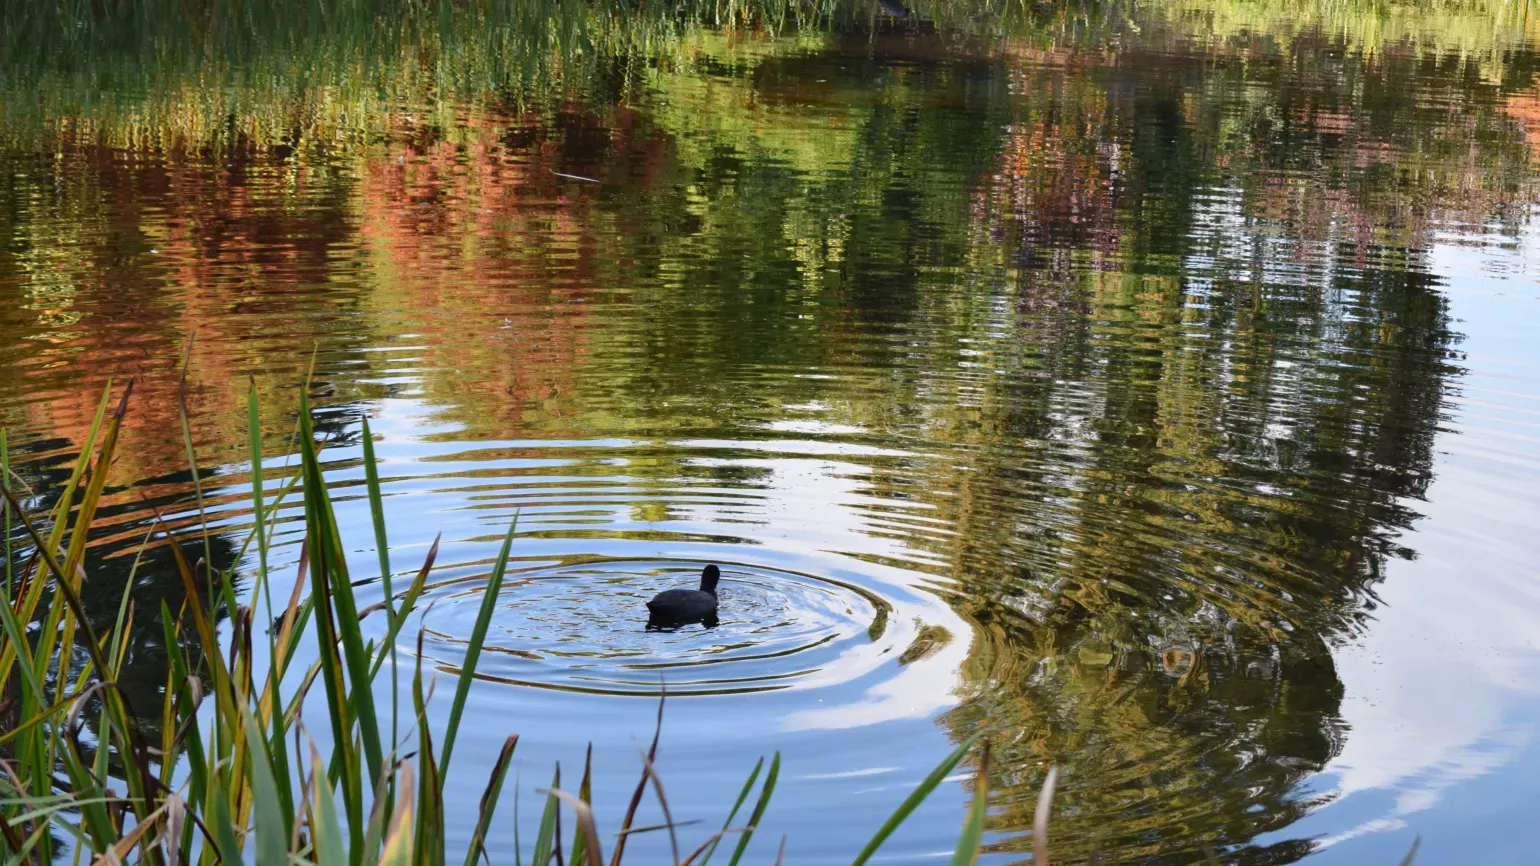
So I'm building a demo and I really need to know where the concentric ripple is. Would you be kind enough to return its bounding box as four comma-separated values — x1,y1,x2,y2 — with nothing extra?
402,560,898,696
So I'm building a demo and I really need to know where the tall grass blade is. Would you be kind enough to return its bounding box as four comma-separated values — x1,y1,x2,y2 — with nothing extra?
360,416,394,617
241,709,289,866
309,743,348,866
949,742,990,866
1032,766,1058,866
359,415,402,812
208,778,247,866
725,752,779,866
610,692,665,866
177,337,214,583
850,734,981,866
569,745,592,866
538,788,604,866
367,535,439,681
2,428,10,592
697,757,762,866
464,736,519,866
438,513,517,774
531,766,561,866
360,758,398,865
297,389,385,799
379,764,416,866
635,746,681,865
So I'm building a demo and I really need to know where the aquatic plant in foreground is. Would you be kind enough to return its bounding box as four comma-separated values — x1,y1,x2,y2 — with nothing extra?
0,381,1027,865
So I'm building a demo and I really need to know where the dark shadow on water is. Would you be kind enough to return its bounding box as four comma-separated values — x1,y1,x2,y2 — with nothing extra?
645,612,721,632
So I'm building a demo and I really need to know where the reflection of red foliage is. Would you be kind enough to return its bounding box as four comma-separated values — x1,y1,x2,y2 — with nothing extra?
972,70,1120,309
17,103,681,489
1504,85,1540,159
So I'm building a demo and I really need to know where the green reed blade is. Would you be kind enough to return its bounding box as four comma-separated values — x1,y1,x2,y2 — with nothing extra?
2,428,10,589
362,748,404,866
438,513,517,775
360,414,403,811
409,629,442,866
948,743,990,866
309,742,347,866
4,818,48,864
0,585,46,709
379,763,416,866
54,739,116,854
464,735,519,866
360,416,394,616
42,383,130,708
570,744,593,866
367,535,439,681
248,384,291,769
698,757,763,866
209,779,248,866
851,733,981,866
0,691,81,748
159,602,209,801
297,390,384,798
539,787,604,866
176,342,215,585
241,708,289,866
531,765,561,866
43,381,111,553
726,751,780,866
247,381,272,581
108,532,151,676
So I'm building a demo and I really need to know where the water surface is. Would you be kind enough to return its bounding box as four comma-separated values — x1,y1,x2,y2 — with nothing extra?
5,1,1540,862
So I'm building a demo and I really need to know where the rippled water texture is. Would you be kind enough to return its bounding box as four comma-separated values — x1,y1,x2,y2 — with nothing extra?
6,1,1540,862
407,559,900,695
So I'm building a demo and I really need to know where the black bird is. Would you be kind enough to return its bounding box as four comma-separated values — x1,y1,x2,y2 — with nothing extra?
646,565,721,628
877,0,909,17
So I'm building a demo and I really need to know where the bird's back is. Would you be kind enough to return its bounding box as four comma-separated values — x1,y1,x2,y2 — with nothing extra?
646,588,717,619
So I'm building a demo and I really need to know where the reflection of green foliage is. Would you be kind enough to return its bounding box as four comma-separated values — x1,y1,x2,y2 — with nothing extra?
0,2,1525,862
1158,0,1539,66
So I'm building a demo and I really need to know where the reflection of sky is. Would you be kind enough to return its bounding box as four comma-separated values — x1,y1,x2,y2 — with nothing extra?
1262,233,1540,862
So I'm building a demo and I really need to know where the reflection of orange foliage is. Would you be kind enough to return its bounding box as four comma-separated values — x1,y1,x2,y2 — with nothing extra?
972,68,1120,306
15,145,353,497
351,108,652,434
1504,85,1540,159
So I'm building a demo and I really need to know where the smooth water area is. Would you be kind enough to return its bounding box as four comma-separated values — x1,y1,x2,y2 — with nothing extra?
6,2,1540,862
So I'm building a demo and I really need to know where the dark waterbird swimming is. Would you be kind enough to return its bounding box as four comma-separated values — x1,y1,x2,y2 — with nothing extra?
646,564,721,629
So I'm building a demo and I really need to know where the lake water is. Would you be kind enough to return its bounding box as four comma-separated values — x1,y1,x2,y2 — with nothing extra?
5,1,1540,862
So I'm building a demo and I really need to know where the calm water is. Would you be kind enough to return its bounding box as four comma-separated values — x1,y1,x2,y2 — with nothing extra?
5,1,1540,862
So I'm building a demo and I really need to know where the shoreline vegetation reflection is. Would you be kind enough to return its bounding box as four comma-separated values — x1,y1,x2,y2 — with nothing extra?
1,0,1537,862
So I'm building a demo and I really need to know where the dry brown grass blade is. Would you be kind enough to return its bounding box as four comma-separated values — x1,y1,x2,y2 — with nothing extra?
678,828,753,866
470,734,519,866
539,788,605,866
164,794,185,866
0,484,125,699
1033,766,1059,866
1399,836,1421,866
610,687,666,866
775,835,786,866
0,757,33,863
88,792,178,866
635,745,682,866
614,820,704,838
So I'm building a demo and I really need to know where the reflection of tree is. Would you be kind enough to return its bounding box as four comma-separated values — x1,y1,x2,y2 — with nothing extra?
0,4,1534,862
2,437,245,747
840,37,1470,864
